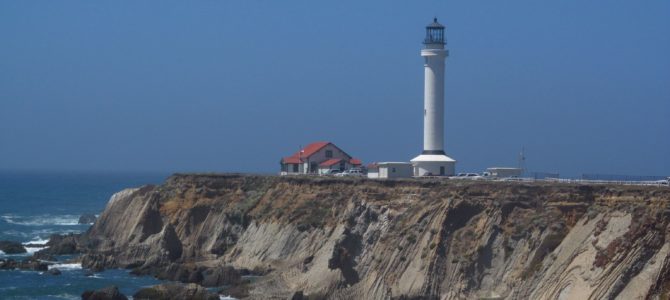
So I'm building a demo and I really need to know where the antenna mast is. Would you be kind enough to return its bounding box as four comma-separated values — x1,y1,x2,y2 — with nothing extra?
518,146,526,176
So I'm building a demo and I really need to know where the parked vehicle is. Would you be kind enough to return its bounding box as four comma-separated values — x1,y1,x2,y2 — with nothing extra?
336,168,365,177
321,169,342,176
449,173,484,180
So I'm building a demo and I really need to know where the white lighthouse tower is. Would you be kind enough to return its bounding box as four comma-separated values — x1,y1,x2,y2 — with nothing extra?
411,18,456,176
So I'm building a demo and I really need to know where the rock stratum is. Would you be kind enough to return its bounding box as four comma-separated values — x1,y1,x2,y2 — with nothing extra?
75,174,670,299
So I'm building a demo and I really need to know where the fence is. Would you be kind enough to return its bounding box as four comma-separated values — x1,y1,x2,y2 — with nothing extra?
530,172,560,180
581,173,668,182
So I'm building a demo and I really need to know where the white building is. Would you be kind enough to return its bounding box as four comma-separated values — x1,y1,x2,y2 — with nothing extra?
411,18,456,177
486,167,523,178
367,162,413,179
280,142,362,175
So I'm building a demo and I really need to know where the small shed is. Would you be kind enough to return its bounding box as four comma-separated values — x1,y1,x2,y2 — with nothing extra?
486,167,523,178
367,162,412,179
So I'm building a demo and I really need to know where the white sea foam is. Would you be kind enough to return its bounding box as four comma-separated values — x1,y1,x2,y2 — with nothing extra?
25,237,50,245
22,236,50,254
24,246,46,255
47,293,79,300
0,250,5,256
48,263,82,271
220,296,238,300
1,214,82,226
31,228,83,237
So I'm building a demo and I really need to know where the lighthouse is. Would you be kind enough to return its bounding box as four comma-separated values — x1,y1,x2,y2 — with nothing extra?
411,18,456,176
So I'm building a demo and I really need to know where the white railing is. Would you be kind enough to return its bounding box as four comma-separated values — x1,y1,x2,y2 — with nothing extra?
543,178,669,187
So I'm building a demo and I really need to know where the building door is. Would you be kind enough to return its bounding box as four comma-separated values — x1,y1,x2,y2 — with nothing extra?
292,164,299,173
440,166,445,176
310,162,317,173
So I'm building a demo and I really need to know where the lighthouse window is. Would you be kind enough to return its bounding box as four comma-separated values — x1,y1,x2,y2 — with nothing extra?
325,150,333,158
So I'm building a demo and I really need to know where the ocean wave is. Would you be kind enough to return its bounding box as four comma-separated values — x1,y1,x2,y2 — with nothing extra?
30,228,84,237
1,214,82,226
48,263,82,271
24,236,50,245
24,246,46,255
21,236,50,254
47,293,79,300
220,296,238,300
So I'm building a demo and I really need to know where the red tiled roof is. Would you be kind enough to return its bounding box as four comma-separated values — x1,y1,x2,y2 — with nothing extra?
319,158,342,167
281,142,359,165
282,141,331,164
367,162,379,169
298,141,330,158
281,156,302,164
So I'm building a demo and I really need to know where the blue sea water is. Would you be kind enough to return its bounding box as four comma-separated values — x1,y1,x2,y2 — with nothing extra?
0,171,169,299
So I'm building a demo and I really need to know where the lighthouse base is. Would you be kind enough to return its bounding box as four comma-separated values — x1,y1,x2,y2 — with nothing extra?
410,154,456,177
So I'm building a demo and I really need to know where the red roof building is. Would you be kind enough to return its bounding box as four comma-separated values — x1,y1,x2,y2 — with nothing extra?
280,142,362,175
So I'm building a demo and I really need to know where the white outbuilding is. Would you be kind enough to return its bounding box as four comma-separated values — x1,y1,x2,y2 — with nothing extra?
367,162,413,179
486,167,523,178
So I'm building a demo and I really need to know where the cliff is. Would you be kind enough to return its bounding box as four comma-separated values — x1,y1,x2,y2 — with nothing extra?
78,174,670,299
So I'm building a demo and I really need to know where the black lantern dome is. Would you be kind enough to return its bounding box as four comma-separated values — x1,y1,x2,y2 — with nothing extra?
424,18,445,45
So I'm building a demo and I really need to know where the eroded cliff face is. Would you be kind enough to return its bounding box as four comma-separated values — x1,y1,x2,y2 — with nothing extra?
79,174,670,299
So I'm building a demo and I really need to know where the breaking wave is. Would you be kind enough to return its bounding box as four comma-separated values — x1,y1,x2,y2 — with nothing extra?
46,294,79,300
48,263,82,271
23,237,50,255
1,214,81,226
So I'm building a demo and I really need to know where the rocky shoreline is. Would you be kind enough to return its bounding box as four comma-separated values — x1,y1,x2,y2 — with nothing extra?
1,233,229,299
4,173,670,299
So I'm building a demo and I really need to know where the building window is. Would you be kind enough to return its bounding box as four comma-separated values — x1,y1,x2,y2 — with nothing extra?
440,166,445,175
325,150,333,158
392,167,396,173
292,164,299,172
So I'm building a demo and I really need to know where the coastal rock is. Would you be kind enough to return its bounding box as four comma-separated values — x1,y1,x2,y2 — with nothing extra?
77,174,670,299
0,259,14,269
32,251,57,261
0,240,27,254
19,258,49,271
133,283,218,300
79,213,97,224
45,233,80,255
81,285,127,300
200,265,241,287
0,258,49,271
48,268,61,275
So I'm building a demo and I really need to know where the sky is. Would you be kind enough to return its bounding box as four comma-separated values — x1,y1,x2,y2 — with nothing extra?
1,1,668,177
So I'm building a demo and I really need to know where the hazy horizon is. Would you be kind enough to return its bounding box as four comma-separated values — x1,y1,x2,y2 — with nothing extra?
1,1,668,178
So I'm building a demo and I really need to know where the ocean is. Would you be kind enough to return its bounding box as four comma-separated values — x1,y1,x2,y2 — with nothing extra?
0,171,168,299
